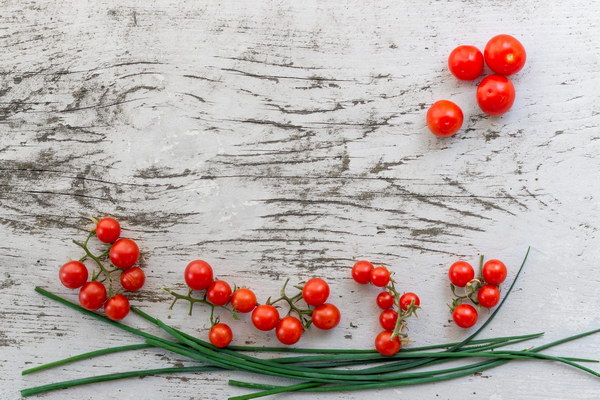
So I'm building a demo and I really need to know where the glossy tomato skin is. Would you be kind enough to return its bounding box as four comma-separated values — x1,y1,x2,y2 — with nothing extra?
379,309,398,330
452,304,478,328
95,217,121,243
79,281,107,310
426,100,464,137
104,294,130,320
376,291,395,309
209,323,233,348
311,303,341,330
399,292,420,311
302,278,330,306
484,34,526,76
231,288,257,313
252,305,280,331
478,284,501,308
351,260,374,284
477,75,515,116
184,260,213,290
375,331,401,356
120,267,145,291
482,259,507,285
448,45,484,80
206,280,232,306
448,261,475,287
109,238,140,269
370,266,391,287
276,316,303,345
59,261,88,289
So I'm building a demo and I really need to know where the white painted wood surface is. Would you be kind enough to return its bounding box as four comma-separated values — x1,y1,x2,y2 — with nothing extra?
2,0,599,398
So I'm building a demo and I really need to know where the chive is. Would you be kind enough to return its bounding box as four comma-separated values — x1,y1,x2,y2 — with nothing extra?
21,366,216,397
22,344,152,375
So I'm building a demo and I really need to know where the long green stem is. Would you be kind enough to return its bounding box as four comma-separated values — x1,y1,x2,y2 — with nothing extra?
22,344,152,375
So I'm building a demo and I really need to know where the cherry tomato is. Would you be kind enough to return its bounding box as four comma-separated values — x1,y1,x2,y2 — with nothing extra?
376,291,395,309
399,292,420,311
209,323,233,348
448,261,475,287
311,303,341,330
452,304,478,328
379,309,398,330
482,259,507,285
206,280,232,306
120,267,145,291
109,238,139,269
302,278,330,306
231,288,257,313
184,260,213,291
95,217,121,243
448,45,484,80
351,260,374,284
104,294,130,320
252,305,280,331
370,266,391,287
79,281,107,310
478,284,501,308
484,34,526,76
375,330,401,356
276,316,303,345
476,75,515,116
426,100,464,137
59,261,88,289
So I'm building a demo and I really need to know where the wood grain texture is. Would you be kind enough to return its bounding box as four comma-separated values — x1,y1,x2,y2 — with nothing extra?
1,0,599,398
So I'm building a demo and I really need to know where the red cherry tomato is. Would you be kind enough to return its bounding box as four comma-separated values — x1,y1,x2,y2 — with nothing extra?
399,292,420,311
448,261,475,287
379,309,398,330
209,323,233,348
251,305,280,331
104,294,130,320
95,217,121,243
120,267,145,291
477,75,515,116
477,284,501,308
184,260,213,291
351,260,374,284
59,261,88,289
448,45,484,80
206,280,232,306
484,34,526,76
370,266,391,287
302,278,330,306
276,316,303,345
482,259,507,285
375,330,401,356
452,304,478,328
376,291,395,309
311,303,341,330
109,238,139,269
79,281,107,310
231,288,257,313
426,100,464,137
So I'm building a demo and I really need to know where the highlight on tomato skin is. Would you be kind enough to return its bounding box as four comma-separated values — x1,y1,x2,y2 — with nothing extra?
448,261,475,287
452,303,478,328
476,75,516,116
426,100,464,137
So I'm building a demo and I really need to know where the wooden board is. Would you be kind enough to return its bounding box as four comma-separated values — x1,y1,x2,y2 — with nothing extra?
2,0,599,398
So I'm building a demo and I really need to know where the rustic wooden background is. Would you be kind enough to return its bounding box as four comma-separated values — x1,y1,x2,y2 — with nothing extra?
2,0,599,399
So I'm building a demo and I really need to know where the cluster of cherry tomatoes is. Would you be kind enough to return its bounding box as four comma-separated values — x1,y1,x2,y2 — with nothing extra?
427,34,527,137
448,258,507,328
180,260,341,348
58,218,145,321
352,261,421,356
